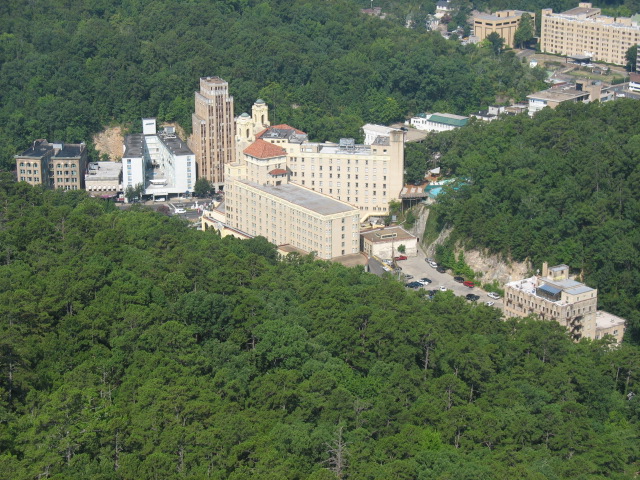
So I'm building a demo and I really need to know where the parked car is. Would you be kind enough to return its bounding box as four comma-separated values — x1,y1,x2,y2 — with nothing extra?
453,276,465,283
486,301,495,307
404,274,414,280
463,281,475,288
174,208,186,214
436,266,446,273
439,285,447,292
406,281,422,289
394,255,408,261
427,260,438,268
487,292,501,300
428,290,438,296
466,294,480,301
419,277,432,285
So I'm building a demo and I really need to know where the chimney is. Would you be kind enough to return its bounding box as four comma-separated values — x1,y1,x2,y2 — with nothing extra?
542,262,549,278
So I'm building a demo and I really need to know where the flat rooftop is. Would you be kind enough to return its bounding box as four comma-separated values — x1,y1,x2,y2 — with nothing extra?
239,180,358,216
86,162,122,180
361,226,416,243
474,10,529,21
595,310,626,329
527,88,589,102
17,141,53,158
17,140,85,159
158,132,192,156
123,134,144,157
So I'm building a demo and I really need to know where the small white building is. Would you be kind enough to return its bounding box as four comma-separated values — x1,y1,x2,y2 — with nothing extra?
122,119,196,199
361,226,418,259
362,124,400,145
410,113,469,132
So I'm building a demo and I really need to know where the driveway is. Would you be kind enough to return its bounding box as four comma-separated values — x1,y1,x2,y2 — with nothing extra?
393,250,504,309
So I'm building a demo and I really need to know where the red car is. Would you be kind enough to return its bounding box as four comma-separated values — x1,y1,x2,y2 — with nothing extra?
394,255,408,261
463,281,475,288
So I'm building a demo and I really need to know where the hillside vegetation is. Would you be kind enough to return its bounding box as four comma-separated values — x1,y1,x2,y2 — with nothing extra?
0,177,639,478
408,100,640,342
0,0,545,169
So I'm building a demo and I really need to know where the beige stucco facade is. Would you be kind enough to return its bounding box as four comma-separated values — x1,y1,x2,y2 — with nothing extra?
473,10,535,48
540,3,640,66
224,140,361,260
191,77,236,189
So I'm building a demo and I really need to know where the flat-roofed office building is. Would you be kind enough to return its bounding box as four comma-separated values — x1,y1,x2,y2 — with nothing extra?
540,2,640,65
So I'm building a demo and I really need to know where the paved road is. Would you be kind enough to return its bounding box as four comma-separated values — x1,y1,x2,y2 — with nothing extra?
393,250,504,309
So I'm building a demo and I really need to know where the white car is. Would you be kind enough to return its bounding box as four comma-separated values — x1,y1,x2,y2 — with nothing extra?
428,261,438,268
174,208,186,214
439,286,447,292
486,301,495,307
487,292,501,300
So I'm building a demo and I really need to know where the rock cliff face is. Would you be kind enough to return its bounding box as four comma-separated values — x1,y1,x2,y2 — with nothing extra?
422,220,531,285
461,249,531,285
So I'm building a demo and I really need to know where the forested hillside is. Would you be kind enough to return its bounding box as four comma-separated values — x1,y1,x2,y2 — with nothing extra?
0,0,545,170
408,100,640,342
0,176,639,479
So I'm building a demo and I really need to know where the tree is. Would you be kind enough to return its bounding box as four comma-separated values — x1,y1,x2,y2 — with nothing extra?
514,13,534,49
626,44,638,72
486,32,505,55
397,244,406,254
124,183,143,203
194,177,213,197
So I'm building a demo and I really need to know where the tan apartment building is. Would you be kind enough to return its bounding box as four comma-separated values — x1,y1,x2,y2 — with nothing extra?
225,139,361,260
504,263,625,342
473,10,535,48
15,139,88,190
540,2,640,66
191,76,236,190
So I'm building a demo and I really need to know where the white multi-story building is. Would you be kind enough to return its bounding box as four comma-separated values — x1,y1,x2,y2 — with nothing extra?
122,118,196,199
409,113,469,132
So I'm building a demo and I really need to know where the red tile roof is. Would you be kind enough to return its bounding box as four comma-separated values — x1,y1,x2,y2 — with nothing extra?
243,139,287,159
269,168,288,176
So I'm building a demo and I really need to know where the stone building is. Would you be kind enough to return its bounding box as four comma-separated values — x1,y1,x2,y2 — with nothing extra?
504,263,625,342
360,226,418,259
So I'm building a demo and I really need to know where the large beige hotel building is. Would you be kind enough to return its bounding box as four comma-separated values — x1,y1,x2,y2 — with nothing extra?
540,2,640,65
222,99,405,259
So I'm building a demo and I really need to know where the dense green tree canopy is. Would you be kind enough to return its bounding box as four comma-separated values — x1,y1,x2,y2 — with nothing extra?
0,175,639,478
409,100,640,342
0,0,546,171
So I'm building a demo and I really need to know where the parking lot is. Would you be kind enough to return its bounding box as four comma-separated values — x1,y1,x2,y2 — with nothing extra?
371,249,503,309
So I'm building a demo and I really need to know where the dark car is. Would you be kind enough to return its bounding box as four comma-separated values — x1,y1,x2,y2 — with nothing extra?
428,290,438,296
453,276,464,283
466,293,480,301
406,281,422,289
436,266,446,273
463,281,475,288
